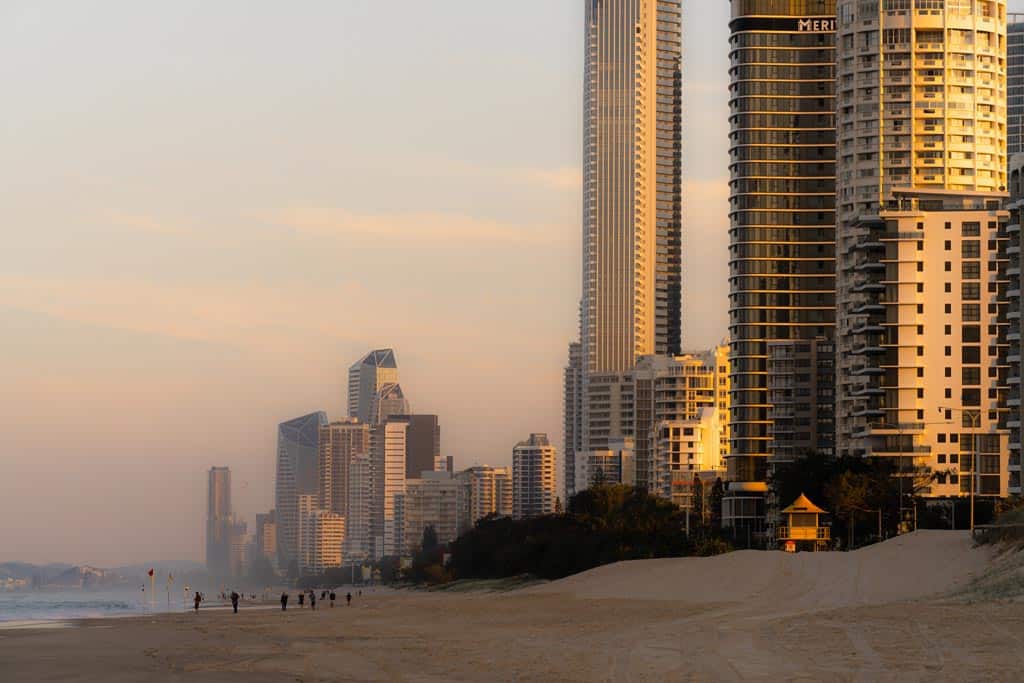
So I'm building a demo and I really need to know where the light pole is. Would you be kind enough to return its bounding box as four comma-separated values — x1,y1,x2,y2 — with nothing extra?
939,407,982,531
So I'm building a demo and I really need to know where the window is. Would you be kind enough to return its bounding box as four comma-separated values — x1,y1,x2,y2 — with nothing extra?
963,304,980,321
962,262,981,279
962,282,980,300
962,222,981,236
962,326,981,343
963,346,981,363
962,240,980,258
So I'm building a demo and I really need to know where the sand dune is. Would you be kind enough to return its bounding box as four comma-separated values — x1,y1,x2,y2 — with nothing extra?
3,531,1022,681
527,530,990,611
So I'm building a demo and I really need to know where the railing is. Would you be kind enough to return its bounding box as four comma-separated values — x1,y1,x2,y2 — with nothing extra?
777,526,830,541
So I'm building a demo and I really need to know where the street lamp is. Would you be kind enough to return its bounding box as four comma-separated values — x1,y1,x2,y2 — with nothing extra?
939,406,982,531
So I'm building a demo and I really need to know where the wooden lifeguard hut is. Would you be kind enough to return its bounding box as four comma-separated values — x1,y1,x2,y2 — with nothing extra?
777,493,830,552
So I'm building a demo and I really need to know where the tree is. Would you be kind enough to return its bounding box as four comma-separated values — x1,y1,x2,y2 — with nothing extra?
421,525,438,554
709,478,725,530
691,474,705,525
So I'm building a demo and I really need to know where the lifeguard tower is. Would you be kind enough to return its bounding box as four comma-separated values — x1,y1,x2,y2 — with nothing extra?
777,493,830,552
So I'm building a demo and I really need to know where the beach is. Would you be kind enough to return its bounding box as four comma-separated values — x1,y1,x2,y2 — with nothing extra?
3,532,1024,681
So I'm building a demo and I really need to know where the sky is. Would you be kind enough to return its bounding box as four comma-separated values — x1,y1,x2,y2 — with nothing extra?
0,0,731,565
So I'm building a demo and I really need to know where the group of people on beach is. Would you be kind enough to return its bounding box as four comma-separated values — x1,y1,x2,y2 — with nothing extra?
279,589,354,611
191,588,361,614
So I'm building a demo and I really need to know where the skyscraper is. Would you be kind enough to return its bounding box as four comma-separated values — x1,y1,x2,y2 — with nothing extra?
206,466,232,575
370,420,408,558
348,349,400,423
512,433,558,519
835,1,1009,501
274,411,329,567
580,0,682,376
568,0,683,503
725,1,836,535
454,465,513,535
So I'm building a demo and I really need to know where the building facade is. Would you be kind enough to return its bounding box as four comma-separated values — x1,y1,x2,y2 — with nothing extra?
274,411,328,567
512,434,558,519
1005,153,1024,495
402,471,460,556
345,453,373,562
563,341,585,502
371,420,408,558
255,511,277,561
1009,15,1024,154
766,337,836,463
318,419,370,518
348,349,400,423
455,466,513,535
726,0,837,536
834,0,1010,501
651,407,726,509
370,383,409,424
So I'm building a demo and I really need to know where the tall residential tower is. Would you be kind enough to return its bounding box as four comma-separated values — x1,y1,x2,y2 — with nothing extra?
725,1,837,534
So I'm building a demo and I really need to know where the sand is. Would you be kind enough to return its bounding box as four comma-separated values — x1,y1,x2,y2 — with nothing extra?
3,531,1024,681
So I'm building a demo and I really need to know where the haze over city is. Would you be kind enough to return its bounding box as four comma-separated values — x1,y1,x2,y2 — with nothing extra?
1,1,730,566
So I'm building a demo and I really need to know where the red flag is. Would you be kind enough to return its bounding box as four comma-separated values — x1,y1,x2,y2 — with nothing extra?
148,569,154,577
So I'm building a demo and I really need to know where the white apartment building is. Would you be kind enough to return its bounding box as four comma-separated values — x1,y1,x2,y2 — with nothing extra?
651,407,726,509
455,466,513,535
372,420,408,558
512,434,558,519
835,0,1010,500
344,453,373,562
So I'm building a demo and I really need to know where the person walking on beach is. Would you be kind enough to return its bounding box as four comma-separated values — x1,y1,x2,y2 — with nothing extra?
280,592,288,611
230,591,240,614
346,592,352,607
298,592,304,608
309,591,317,611
193,591,202,612
329,591,336,608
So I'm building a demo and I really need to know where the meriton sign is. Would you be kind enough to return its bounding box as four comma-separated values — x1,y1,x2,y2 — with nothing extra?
798,18,836,32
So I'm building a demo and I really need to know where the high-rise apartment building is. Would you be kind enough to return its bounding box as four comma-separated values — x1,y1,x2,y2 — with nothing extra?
348,349,400,423
651,407,726,507
512,434,558,519
274,411,328,566
726,1,837,535
317,419,370,517
297,493,345,576
835,0,1010,500
455,466,513,535
206,466,232,575
1009,15,1024,154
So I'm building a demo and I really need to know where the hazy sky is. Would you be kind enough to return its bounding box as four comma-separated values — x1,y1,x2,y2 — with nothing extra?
0,0,731,565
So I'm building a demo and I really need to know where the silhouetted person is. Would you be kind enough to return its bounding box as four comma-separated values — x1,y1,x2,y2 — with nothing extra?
309,591,316,610
321,590,327,601
298,593,304,608
346,592,352,607
280,592,288,611
193,592,201,612
329,591,336,607
230,591,240,614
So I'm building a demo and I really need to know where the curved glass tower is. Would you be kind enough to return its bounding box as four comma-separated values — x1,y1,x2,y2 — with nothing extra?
726,0,836,533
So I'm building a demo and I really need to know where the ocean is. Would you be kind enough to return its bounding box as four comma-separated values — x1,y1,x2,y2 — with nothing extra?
0,588,192,623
